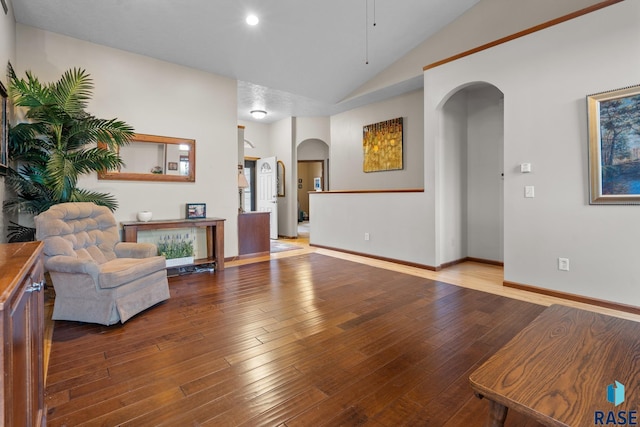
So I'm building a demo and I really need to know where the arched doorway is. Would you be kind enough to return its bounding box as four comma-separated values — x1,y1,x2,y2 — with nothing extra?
297,138,329,235
439,83,504,266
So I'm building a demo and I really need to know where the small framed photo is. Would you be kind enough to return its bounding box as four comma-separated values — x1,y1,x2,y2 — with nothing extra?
186,203,206,219
168,161,178,171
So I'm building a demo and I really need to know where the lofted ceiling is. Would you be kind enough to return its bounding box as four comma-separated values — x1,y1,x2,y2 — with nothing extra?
11,0,480,123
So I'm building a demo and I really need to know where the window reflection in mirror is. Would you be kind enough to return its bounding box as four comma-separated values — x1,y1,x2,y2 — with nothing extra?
98,133,195,182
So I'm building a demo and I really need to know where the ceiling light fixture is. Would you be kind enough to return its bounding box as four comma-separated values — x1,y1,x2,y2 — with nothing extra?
246,14,259,26
250,110,267,119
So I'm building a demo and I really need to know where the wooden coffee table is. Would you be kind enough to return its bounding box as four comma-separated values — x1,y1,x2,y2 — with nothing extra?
469,304,640,427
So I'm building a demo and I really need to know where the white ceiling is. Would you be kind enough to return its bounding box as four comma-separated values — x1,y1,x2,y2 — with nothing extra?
11,0,480,123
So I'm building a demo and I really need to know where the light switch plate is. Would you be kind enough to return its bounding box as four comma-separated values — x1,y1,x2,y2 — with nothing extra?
525,186,535,198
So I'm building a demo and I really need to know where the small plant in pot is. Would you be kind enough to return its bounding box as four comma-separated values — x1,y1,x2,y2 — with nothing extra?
157,233,195,267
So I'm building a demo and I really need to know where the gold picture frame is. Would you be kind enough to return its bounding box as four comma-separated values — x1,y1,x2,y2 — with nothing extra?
587,84,640,204
363,117,403,172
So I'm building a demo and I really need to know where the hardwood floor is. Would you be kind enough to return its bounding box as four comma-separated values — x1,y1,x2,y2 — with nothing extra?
45,252,550,426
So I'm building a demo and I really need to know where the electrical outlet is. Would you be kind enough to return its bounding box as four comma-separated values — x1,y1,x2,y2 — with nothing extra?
558,257,570,271
364,232,370,241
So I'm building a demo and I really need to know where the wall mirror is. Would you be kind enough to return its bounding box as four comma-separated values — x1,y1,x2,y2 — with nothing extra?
98,133,195,182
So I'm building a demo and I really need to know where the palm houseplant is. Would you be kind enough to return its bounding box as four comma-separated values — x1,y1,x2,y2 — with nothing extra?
3,64,134,241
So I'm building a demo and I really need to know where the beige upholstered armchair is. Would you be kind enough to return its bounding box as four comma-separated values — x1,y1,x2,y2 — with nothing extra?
35,202,170,325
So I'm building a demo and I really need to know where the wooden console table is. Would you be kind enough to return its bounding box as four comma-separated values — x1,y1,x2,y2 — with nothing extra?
122,217,225,271
469,304,640,427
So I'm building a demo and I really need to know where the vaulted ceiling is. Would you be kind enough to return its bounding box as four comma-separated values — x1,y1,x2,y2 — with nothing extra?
11,0,480,122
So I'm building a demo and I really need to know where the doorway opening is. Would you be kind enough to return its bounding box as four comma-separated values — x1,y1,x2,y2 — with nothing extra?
296,138,329,238
439,83,504,266
297,160,324,223
243,159,256,212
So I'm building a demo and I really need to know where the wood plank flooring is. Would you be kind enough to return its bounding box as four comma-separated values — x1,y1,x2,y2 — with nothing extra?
45,253,550,426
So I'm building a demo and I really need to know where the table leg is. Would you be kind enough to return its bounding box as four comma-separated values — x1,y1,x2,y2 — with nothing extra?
485,400,508,427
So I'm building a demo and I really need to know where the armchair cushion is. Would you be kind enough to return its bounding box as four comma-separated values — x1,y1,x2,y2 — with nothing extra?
99,256,166,289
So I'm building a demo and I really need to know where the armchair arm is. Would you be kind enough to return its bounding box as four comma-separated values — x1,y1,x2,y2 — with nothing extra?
45,255,100,279
115,242,158,259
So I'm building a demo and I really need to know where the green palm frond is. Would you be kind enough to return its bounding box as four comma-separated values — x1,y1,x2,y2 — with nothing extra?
44,150,77,202
7,222,36,243
3,169,56,215
9,125,51,164
70,188,119,211
8,65,51,109
66,117,134,151
67,146,125,174
53,68,93,116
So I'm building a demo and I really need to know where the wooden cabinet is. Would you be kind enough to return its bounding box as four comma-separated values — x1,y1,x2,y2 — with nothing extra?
238,212,271,256
0,242,45,427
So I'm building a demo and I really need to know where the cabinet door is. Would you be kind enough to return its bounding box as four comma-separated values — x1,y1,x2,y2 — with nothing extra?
8,260,44,426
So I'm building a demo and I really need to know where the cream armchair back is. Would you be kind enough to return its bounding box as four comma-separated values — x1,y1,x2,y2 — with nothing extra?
35,202,170,325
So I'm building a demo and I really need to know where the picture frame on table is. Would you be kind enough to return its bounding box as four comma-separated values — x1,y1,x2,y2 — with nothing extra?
186,203,206,219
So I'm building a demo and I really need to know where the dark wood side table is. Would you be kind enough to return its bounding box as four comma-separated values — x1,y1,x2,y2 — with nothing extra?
469,304,640,427
238,212,270,256
122,217,225,271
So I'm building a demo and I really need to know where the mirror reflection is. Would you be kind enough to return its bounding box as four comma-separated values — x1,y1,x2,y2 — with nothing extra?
98,133,195,182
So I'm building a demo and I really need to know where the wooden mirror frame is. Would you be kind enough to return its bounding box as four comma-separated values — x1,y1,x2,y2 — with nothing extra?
277,160,285,197
98,133,195,182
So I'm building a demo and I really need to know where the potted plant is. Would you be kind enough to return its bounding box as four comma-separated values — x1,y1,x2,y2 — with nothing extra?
157,233,195,267
3,63,134,241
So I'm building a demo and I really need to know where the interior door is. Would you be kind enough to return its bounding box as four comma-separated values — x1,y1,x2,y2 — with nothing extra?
256,156,278,239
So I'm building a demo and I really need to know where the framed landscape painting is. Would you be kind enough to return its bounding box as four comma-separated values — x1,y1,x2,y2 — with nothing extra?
588,84,640,204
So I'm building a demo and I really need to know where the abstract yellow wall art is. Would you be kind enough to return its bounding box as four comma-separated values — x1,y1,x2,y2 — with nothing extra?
363,117,403,172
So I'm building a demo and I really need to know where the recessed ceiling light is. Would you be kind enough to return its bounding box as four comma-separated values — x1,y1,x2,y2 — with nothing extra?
246,15,259,26
250,110,267,119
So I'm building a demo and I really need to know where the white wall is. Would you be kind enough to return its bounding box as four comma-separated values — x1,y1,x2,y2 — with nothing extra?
270,117,296,237
425,1,640,305
310,192,430,266
16,25,240,256
0,1,16,243
296,117,330,146
330,89,424,190
239,120,272,160
440,90,468,264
